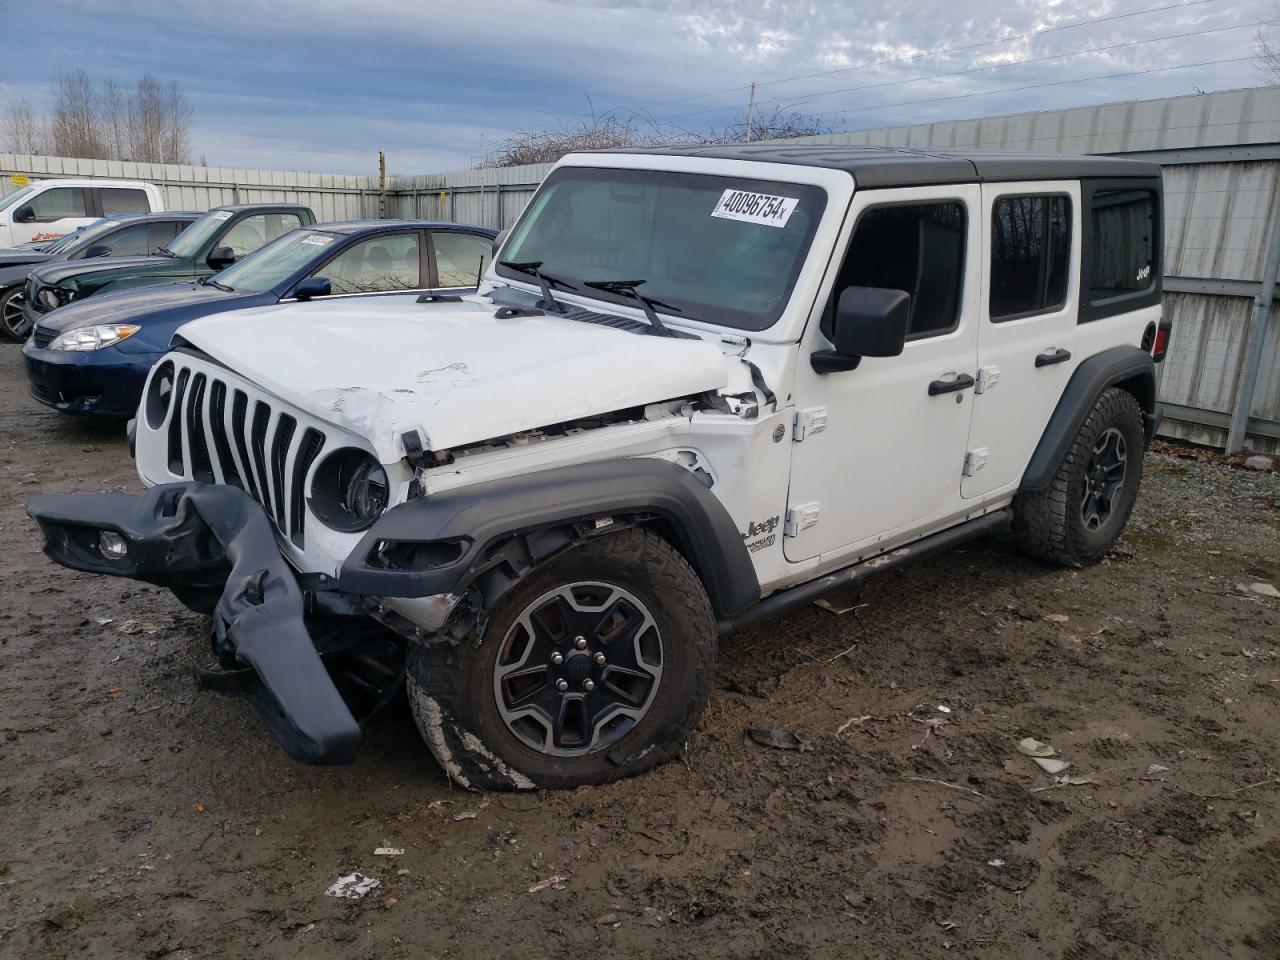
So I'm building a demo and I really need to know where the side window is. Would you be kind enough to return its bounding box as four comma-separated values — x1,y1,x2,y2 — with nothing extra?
148,220,185,251
221,213,303,258
90,223,152,257
99,188,150,215
829,201,967,339
318,233,421,294
990,195,1071,321
433,231,492,288
1088,188,1156,303
29,188,88,221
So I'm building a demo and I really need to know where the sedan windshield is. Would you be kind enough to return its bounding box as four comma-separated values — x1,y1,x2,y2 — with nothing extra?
496,167,826,331
165,209,232,258
211,229,340,293
55,218,121,253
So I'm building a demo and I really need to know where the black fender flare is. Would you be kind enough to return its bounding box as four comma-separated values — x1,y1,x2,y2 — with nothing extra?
1020,345,1157,493
339,458,762,618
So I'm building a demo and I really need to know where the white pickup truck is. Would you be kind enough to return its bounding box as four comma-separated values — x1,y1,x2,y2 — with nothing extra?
0,178,165,247
29,144,1170,790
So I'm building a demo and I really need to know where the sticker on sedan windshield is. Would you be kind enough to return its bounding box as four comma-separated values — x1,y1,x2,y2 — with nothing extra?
300,234,334,246
211,211,233,220
711,189,798,228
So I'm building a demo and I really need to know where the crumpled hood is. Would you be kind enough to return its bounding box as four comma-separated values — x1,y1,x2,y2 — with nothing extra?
31,254,170,287
176,296,733,463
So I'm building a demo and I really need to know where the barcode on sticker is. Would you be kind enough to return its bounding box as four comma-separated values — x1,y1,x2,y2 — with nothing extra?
711,189,798,228
210,210,233,221
301,234,333,246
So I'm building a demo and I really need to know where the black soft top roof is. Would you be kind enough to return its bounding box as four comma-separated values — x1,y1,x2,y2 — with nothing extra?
598,144,1160,188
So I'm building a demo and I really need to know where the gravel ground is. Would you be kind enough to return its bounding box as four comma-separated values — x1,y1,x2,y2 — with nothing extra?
1,344,1279,960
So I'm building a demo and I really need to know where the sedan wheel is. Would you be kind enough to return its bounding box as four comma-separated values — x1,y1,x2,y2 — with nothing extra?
0,287,31,343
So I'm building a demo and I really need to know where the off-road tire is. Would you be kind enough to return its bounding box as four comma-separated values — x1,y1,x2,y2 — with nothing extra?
1012,387,1144,567
406,527,716,790
0,286,29,343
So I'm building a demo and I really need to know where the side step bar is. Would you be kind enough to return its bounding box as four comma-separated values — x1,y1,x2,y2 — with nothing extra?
720,510,1011,635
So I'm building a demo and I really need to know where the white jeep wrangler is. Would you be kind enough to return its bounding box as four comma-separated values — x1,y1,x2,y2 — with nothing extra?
28,145,1170,789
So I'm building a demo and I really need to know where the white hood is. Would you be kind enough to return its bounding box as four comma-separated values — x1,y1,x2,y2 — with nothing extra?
176,295,732,462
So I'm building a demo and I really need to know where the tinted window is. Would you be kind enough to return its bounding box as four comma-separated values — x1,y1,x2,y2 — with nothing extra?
99,188,149,215
433,231,490,287
832,201,967,338
1089,189,1156,302
148,220,186,251
320,233,421,294
222,212,303,258
990,195,1070,321
499,167,826,331
70,222,151,258
29,188,87,220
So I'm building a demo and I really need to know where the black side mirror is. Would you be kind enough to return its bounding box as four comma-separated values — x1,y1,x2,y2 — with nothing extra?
491,228,509,260
13,204,35,223
82,244,112,259
811,286,911,374
294,277,331,301
207,245,236,270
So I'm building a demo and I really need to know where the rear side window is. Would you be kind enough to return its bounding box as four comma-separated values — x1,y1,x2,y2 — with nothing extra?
99,188,150,215
432,231,491,287
990,195,1071,321
29,188,87,220
832,201,967,339
1089,188,1156,302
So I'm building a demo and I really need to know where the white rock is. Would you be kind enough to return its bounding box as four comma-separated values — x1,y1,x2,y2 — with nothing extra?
1243,454,1276,472
1238,582,1280,600
1032,757,1072,775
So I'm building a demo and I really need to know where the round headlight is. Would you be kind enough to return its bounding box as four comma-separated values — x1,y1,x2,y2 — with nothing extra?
309,448,389,532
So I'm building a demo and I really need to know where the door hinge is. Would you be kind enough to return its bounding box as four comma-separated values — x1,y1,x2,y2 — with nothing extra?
974,365,1000,394
963,447,989,477
793,406,828,442
784,502,821,537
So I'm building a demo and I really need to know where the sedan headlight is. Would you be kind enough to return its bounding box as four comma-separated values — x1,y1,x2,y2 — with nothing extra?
50,324,140,351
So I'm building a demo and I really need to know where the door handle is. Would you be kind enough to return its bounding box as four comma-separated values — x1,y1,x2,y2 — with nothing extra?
928,372,976,396
1035,348,1072,368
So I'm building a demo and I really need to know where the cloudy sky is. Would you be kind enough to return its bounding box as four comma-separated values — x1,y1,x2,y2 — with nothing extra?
0,0,1273,176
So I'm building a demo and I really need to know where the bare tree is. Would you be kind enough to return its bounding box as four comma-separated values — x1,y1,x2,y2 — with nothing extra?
128,74,167,163
1258,24,1280,83
712,107,838,144
50,69,105,157
161,79,192,164
2,98,46,154
100,77,129,160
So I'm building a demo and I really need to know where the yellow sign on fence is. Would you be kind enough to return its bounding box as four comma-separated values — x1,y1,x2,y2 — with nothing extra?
10,174,29,187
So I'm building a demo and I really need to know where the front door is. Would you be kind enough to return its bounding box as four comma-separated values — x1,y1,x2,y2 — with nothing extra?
962,182,1081,499
11,186,92,245
785,185,981,563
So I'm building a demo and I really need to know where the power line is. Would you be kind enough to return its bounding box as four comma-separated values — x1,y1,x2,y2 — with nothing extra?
624,0,1224,113
801,54,1256,121
660,17,1271,121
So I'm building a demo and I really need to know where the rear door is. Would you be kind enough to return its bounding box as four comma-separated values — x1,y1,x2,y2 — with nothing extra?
962,182,1080,499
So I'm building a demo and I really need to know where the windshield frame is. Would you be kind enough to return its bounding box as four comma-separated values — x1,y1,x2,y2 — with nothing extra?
494,166,827,332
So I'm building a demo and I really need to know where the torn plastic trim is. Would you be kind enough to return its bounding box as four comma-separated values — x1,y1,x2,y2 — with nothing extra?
26,483,361,765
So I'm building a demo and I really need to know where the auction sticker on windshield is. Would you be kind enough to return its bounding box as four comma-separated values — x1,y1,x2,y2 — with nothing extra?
300,234,334,246
711,189,798,228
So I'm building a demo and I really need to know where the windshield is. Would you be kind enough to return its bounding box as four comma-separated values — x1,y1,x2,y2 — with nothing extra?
57,218,121,253
497,167,826,331
213,229,338,293
0,185,36,213
165,209,232,258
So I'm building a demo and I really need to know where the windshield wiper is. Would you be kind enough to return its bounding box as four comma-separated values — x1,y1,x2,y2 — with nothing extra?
201,277,233,291
156,247,176,258
498,259,574,314
582,279,679,337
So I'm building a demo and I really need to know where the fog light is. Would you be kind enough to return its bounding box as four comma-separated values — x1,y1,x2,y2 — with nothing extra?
97,530,128,559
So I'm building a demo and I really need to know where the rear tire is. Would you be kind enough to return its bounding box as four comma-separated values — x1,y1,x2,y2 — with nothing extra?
406,527,716,790
1012,387,1144,567
0,286,29,342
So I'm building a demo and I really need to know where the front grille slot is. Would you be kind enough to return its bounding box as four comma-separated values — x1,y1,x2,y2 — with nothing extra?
186,373,214,483
167,369,190,475
290,428,325,547
208,380,242,489
270,414,296,532
250,402,273,518
32,325,55,348
230,390,258,503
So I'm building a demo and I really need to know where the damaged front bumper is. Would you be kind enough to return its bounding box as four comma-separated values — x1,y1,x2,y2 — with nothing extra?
27,483,363,765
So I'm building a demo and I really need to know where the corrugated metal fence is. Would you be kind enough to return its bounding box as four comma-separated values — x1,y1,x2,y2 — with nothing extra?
5,87,1280,451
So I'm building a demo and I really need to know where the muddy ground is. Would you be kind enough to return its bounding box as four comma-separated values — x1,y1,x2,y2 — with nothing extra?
2,345,1280,960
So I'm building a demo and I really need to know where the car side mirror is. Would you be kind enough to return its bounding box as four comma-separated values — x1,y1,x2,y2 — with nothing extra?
811,286,911,374
294,277,331,301
13,204,35,223
82,244,112,259
207,246,236,270
491,228,509,260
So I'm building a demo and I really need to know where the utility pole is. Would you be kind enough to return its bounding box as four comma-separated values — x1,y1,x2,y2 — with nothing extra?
378,150,387,219
746,82,756,142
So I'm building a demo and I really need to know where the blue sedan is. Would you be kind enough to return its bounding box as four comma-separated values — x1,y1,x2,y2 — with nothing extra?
24,220,497,417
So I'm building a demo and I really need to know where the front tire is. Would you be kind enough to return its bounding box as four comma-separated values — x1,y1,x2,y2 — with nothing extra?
406,527,716,790
1012,387,1145,567
0,286,30,342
